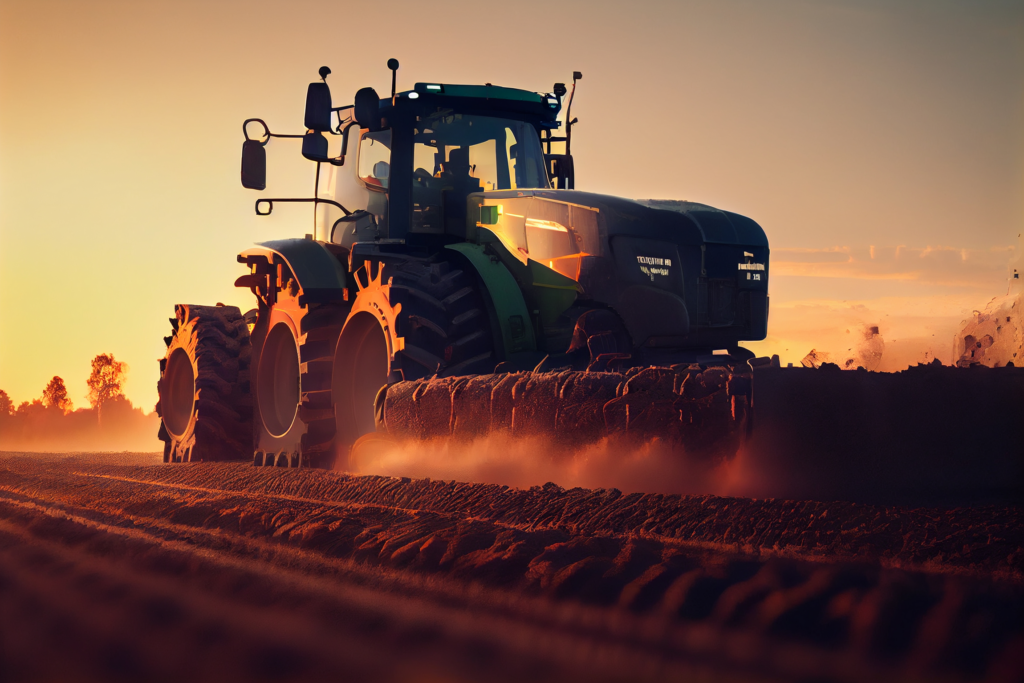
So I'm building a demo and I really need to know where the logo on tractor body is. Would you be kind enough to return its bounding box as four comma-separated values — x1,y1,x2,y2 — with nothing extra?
738,262,765,281
637,255,671,280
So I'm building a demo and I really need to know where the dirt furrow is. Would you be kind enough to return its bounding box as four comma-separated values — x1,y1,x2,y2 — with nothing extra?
0,452,1021,683
0,493,790,683
10,457,1017,580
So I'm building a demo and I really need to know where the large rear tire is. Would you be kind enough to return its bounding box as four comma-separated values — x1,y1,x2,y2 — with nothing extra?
156,304,252,462
333,253,495,455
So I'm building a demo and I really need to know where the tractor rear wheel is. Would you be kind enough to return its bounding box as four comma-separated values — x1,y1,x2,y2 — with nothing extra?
156,304,252,462
333,254,495,453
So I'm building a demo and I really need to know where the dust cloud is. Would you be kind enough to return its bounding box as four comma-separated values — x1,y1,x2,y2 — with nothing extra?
346,433,753,497
953,287,1023,367
0,397,160,452
0,354,160,452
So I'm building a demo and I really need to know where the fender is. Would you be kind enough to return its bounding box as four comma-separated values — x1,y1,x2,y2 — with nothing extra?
445,242,537,359
237,238,347,306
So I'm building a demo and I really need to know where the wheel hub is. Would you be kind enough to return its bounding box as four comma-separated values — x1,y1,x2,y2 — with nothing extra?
162,347,195,439
258,322,301,437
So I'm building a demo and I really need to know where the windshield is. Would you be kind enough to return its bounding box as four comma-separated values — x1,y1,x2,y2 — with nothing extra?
413,113,549,191
411,113,548,234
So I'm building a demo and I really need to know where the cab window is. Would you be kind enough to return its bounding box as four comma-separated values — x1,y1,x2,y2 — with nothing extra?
358,130,392,189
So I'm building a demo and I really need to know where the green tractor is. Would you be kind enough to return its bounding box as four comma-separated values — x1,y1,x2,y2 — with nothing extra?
155,60,770,468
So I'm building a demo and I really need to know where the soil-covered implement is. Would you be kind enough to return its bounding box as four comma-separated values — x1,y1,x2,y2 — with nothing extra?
377,360,1024,505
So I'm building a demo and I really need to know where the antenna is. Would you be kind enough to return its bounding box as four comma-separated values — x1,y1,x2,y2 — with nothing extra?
387,58,400,104
565,71,582,156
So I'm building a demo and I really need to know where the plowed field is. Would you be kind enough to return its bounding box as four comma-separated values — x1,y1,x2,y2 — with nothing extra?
0,451,1020,682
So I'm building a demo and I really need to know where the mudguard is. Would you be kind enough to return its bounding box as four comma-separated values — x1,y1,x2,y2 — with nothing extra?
238,238,347,305
445,242,537,358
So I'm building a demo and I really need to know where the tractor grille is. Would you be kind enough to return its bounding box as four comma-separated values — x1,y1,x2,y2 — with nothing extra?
705,278,736,327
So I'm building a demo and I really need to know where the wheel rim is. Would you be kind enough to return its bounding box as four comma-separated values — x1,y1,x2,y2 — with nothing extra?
258,322,300,437
334,312,390,443
163,347,195,438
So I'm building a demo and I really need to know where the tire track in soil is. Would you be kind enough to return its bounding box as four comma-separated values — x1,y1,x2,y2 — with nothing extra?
0,452,1021,683
0,483,813,683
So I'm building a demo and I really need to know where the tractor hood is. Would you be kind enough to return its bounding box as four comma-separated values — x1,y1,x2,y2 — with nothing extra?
529,190,769,248
471,189,770,349
472,188,769,257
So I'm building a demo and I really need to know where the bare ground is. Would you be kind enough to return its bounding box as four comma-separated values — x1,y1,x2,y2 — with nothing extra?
0,451,1021,683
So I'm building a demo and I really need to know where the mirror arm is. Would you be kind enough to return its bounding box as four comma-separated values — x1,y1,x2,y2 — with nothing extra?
255,197,351,217
323,120,361,166
243,118,304,143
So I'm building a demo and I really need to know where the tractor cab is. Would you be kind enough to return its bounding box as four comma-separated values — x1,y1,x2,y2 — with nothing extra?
335,89,561,248
240,65,578,252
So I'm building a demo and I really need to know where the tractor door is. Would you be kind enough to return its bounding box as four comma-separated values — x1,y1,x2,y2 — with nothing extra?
356,130,392,234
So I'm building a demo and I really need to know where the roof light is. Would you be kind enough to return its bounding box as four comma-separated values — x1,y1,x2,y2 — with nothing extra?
425,84,442,91
408,92,419,99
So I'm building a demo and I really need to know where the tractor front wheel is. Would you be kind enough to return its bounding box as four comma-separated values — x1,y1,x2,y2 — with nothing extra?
333,254,495,456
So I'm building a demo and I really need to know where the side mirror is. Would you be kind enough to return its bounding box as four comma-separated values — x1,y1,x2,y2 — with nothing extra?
241,139,266,190
301,131,329,162
354,87,381,131
305,81,333,132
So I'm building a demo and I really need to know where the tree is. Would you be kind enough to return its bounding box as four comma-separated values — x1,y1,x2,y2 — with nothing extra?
0,390,12,416
87,354,127,408
42,376,73,413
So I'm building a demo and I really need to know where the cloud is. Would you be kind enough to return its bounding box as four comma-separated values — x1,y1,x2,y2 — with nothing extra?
771,244,1015,288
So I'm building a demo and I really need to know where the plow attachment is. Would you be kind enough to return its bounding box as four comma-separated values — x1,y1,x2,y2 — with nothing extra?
379,364,752,459
376,361,1024,505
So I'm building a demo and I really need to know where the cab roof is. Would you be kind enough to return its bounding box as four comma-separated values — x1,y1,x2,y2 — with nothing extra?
384,83,562,127
411,82,548,103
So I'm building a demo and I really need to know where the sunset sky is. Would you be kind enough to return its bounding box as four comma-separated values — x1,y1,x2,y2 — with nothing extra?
1,0,1022,411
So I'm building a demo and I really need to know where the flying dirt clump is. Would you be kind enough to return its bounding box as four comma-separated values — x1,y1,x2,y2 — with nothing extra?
801,324,885,370
954,292,1022,367
955,232,1024,367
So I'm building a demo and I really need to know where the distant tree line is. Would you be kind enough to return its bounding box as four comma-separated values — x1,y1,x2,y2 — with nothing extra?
0,353,159,452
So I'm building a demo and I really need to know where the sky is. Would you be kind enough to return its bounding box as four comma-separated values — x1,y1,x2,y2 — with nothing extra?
1,0,1022,410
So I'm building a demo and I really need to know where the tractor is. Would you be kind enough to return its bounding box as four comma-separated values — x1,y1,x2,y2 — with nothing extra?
156,60,769,467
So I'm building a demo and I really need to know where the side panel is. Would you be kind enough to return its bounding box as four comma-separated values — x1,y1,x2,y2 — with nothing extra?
445,243,537,358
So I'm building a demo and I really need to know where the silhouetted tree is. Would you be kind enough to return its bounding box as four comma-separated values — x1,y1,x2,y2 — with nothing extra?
0,390,12,438
14,399,45,421
87,354,127,408
42,376,73,413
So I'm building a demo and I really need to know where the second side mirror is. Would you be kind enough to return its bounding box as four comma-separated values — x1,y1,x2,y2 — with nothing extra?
301,131,329,162
241,139,266,190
